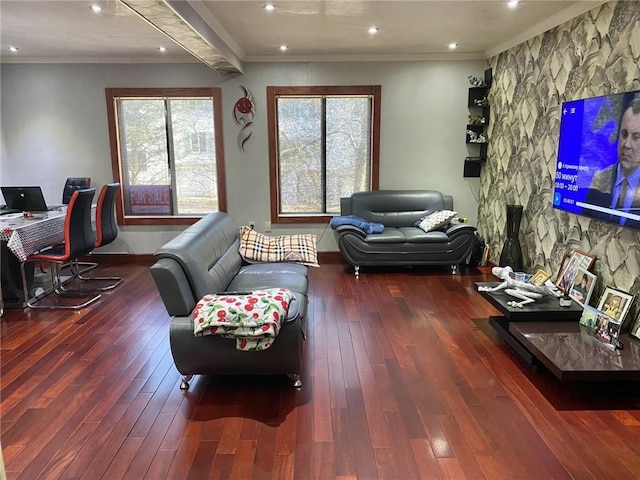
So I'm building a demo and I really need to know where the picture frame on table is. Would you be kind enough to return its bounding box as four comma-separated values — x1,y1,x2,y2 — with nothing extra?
596,287,634,324
568,268,596,307
530,269,552,287
555,249,596,292
578,305,600,332
591,310,622,348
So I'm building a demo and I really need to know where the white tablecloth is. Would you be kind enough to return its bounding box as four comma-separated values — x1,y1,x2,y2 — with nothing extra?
0,206,96,262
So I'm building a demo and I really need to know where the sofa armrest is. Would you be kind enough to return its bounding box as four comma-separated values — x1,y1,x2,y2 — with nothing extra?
445,222,477,236
150,258,197,317
334,224,367,239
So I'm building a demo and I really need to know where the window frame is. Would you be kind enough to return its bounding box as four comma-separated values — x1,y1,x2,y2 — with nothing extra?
266,85,381,224
105,87,227,226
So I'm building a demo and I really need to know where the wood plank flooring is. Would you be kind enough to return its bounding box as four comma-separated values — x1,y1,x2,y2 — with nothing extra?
2,259,640,479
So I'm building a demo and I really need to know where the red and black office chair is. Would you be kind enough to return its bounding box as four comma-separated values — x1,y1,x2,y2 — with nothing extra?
20,188,101,309
60,177,97,273
71,183,123,290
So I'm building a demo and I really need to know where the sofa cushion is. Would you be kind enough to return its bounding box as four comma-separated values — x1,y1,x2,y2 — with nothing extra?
366,227,407,244
238,263,308,276
349,190,449,227
414,210,457,232
227,271,308,296
400,227,450,243
239,227,319,267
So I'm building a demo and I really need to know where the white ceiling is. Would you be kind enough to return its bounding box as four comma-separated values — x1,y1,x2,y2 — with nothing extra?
0,0,607,71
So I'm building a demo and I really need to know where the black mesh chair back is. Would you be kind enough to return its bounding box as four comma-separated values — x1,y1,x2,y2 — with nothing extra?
95,183,120,248
62,177,91,204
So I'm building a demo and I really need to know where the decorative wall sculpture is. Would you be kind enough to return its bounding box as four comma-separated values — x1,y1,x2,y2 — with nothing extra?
233,85,255,152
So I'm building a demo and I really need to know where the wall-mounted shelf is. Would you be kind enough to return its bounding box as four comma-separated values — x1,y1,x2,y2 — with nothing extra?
464,68,492,178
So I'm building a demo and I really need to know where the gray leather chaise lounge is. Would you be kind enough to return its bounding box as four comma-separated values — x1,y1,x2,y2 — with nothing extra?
150,212,308,390
333,190,477,276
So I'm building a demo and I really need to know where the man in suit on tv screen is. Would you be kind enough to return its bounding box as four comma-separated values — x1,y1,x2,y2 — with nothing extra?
585,96,640,228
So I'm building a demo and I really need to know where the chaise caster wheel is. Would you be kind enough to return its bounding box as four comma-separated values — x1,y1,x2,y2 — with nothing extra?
288,373,302,388
180,374,193,390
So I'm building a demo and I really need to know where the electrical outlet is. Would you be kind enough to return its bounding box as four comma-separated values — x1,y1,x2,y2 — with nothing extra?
249,221,255,230
265,221,271,232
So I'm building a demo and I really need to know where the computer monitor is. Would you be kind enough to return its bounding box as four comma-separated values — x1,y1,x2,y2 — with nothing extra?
1,186,49,212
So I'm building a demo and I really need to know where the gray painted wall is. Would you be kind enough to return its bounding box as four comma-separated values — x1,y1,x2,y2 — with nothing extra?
0,60,486,254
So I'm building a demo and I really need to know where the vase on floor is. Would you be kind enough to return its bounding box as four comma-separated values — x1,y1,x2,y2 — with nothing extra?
499,204,523,271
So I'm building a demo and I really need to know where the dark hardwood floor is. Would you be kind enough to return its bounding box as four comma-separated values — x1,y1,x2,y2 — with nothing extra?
2,259,640,479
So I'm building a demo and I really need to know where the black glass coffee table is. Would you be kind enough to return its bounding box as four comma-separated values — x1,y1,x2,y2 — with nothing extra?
509,322,640,381
475,281,584,369
475,281,584,321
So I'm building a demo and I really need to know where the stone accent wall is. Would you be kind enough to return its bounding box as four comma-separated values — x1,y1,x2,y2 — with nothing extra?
479,1,640,325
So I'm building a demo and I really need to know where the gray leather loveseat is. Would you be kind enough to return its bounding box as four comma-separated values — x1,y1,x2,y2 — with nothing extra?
150,212,308,390
333,190,477,276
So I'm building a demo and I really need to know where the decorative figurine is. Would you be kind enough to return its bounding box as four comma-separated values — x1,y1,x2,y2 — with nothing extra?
466,130,487,143
468,114,486,125
478,266,561,308
473,96,489,107
468,75,487,87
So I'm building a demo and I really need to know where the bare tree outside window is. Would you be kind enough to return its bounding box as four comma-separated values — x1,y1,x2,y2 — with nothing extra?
267,86,381,224
106,88,226,226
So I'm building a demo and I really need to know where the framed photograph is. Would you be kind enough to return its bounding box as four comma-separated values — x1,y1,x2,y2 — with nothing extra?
530,269,552,287
571,249,596,270
578,305,600,332
596,287,634,323
555,249,596,292
591,311,622,348
568,268,596,307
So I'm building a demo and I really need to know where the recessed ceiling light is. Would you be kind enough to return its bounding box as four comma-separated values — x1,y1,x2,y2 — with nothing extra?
279,45,288,52
264,4,276,11
8,46,18,53
158,47,167,53
507,1,519,8
368,26,379,35
449,42,458,49
90,4,103,13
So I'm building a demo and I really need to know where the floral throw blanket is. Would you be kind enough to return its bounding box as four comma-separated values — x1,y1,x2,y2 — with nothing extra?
192,288,293,351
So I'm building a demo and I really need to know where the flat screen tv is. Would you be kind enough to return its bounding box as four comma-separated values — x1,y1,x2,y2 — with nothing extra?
553,89,640,230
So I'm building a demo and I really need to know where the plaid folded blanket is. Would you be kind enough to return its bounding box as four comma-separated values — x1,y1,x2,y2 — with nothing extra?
239,226,319,267
192,288,293,351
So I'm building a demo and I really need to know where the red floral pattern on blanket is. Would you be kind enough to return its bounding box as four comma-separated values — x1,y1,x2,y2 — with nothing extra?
192,288,293,351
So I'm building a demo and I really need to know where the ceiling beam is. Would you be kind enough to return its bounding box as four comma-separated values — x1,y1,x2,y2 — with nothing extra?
119,0,243,73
